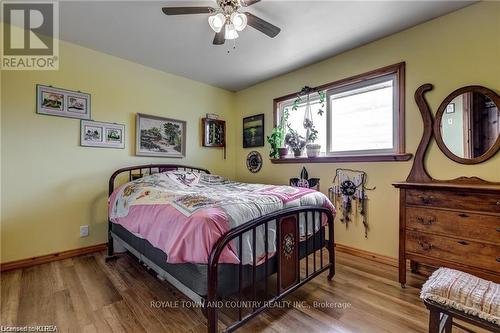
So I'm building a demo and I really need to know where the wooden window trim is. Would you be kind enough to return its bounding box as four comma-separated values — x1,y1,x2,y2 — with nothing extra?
271,153,413,164
272,62,411,163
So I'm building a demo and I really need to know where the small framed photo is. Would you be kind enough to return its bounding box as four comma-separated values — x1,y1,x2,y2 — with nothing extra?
136,113,186,158
243,114,264,148
80,120,125,149
37,84,91,120
446,103,455,114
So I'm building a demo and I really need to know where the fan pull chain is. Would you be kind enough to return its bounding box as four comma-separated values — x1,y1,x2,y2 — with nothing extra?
226,39,237,54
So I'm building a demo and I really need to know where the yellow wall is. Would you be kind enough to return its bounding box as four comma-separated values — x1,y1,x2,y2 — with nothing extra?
1,38,236,263
234,2,500,258
1,2,499,263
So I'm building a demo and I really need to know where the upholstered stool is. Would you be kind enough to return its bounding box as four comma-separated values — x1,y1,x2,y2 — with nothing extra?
421,268,499,333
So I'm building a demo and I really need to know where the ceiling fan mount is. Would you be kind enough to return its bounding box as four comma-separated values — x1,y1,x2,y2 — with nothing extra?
162,0,281,46
217,0,241,15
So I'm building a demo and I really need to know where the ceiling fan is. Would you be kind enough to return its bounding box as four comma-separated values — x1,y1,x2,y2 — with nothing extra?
162,0,281,45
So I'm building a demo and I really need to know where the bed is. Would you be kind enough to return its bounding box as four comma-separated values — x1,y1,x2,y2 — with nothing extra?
107,164,335,333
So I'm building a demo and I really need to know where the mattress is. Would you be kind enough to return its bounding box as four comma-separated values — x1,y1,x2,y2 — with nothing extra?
112,223,325,297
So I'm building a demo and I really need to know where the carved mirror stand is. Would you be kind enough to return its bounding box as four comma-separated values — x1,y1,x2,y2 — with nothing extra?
407,84,500,183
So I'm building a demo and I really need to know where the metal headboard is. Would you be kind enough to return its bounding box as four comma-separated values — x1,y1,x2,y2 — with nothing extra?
108,164,211,196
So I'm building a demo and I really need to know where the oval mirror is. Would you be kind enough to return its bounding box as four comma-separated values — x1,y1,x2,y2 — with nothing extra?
434,86,500,164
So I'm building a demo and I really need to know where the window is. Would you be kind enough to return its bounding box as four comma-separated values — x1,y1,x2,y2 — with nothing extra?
328,75,396,154
273,63,410,162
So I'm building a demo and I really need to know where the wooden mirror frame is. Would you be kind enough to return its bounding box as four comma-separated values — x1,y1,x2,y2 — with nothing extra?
406,84,500,184
433,85,500,165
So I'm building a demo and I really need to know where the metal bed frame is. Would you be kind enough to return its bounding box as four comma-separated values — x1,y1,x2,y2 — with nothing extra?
107,164,335,333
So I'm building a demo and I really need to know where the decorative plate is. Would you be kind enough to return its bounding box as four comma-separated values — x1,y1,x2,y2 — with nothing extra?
246,151,263,173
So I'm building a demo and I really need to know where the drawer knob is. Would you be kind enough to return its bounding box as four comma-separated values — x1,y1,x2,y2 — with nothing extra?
497,201,500,206
496,227,500,232
416,216,434,225
418,195,434,204
418,241,433,251
497,257,500,263
457,240,469,245
458,213,469,218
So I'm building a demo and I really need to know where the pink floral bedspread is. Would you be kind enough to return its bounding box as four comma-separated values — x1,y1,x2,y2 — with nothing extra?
109,170,335,265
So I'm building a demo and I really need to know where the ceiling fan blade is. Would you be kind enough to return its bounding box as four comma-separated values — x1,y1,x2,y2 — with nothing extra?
244,12,280,38
240,0,261,7
162,7,214,15
213,24,226,45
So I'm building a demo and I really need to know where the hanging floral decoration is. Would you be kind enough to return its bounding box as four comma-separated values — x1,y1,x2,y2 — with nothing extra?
329,168,375,238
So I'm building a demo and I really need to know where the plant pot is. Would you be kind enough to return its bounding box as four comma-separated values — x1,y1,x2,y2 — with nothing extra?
293,148,304,157
306,144,321,158
278,147,289,159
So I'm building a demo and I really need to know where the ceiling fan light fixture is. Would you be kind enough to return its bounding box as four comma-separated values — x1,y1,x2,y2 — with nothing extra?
231,12,247,31
225,23,239,40
208,13,226,33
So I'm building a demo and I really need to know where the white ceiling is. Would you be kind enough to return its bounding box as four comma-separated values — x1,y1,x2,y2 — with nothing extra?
58,1,473,91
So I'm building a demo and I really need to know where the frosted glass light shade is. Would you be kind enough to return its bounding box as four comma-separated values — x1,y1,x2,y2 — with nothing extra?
208,13,226,33
231,12,247,31
225,24,239,40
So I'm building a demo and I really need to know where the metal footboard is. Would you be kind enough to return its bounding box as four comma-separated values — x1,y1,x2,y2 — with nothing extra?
206,206,334,333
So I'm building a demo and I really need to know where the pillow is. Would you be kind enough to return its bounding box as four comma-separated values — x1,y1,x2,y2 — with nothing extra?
199,173,229,185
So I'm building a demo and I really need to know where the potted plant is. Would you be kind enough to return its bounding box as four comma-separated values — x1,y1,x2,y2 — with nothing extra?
305,124,321,158
285,127,306,157
267,109,289,159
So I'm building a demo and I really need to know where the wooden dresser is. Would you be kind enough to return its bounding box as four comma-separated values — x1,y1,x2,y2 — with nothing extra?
394,83,500,287
394,181,500,286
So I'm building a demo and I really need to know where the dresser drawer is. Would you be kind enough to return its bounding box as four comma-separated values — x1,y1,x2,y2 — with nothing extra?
406,230,500,273
406,189,500,213
406,207,500,244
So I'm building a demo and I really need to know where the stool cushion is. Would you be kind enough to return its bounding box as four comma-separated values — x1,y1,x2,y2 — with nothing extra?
421,268,499,325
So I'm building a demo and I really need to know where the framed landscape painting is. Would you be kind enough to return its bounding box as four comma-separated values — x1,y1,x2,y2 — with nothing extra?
136,113,186,158
36,84,91,120
243,114,264,148
80,120,125,149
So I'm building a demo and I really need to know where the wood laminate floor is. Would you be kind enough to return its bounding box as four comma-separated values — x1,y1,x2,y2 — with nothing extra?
0,251,488,333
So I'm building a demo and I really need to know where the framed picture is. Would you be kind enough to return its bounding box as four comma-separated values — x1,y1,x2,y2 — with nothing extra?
80,120,125,149
446,103,455,113
37,85,91,119
136,113,186,158
243,114,264,148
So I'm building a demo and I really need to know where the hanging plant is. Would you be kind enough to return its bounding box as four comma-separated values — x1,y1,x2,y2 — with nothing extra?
292,86,325,158
292,86,326,115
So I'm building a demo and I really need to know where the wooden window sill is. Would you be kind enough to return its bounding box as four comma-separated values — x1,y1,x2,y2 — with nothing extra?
270,153,413,164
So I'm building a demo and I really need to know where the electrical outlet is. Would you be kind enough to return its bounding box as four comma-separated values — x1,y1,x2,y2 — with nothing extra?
80,225,89,238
